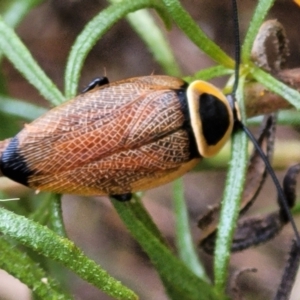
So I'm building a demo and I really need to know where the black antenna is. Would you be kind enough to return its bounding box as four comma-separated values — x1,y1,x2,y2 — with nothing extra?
242,124,300,246
231,0,240,96
230,0,300,247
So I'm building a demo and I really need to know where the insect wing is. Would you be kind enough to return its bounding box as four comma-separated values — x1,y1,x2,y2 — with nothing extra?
6,76,199,195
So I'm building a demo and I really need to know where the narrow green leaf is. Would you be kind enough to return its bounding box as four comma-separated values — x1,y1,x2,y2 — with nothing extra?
0,17,65,105
1,0,45,28
172,178,209,281
268,110,300,126
214,76,248,292
0,94,47,120
0,238,71,300
0,0,45,66
0,207,138,300
64,0,170,98
107,0,179,76
131,194,168,245
184,65,232,83
251,66,300,110
120,8,181,76
241,0,276,62
249,110,300,126
112,198,221,300
161,0,233,68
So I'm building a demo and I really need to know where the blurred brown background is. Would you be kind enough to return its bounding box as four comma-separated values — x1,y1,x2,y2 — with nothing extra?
1,0,300,299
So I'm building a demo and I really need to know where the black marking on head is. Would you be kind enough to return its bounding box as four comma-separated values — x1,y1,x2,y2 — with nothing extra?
0,136,34,186
175,87,201,159
199,93,230,145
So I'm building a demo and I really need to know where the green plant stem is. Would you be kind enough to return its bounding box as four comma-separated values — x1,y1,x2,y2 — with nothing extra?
184,65,232,83
0,0,45,67
0,207,137,300
112,198,222,300
0,94,47,120
0,16,65,105
161,0,233,68
249,110,300,126
64,0,169,98
241,0,276,62
131,194,168,245
172,178,209,282
1,0,45,28
251,66,300,110
108,1,181,76
0,237,71,300
214,76,248,292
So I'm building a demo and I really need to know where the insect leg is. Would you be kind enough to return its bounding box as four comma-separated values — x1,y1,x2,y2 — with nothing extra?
111,193,133,202
82,77,109,93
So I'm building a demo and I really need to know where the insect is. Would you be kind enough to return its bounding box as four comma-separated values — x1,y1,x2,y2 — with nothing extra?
0,1,298,235
0,0,300,299
0,76,236,201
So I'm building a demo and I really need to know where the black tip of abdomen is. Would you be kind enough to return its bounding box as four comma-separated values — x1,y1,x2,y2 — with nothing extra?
0,136,33,186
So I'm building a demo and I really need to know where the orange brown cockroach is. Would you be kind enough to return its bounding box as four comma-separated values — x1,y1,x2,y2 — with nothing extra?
1,0,300,297
0,1,298,252
0,75,236,201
